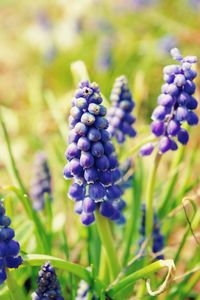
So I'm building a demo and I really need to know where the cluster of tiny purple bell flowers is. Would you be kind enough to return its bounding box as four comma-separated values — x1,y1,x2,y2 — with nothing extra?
107,75,136,144
139,204,164,260
30,152,52,211
64,80,126,226
0,201,22,284
140,48,198,156
32,262,64,300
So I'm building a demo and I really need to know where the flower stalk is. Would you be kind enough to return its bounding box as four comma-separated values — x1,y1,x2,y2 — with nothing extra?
95,211,121,281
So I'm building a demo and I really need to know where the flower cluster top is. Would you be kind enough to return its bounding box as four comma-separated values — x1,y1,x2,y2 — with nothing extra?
30,152,52,211
140,48,198,155
107,75,136,143
32,262,64,300
64,80,126,225
0,201,22,284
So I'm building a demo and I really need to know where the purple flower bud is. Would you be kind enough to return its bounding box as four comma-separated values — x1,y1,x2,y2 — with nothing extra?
152,105,168,121
91,142,104,157
157,94,174,107
88,103,101,115
84,168,99,183
100,129,110,142
95,155,110,171
178,129,189,145
81,212,95,226
186,96,198,110
177,92,190,105
99,201,115,218
68,183,86,201
170,48,183,61
87,128,101,141
69,158,83,176
175,106,188,122
81,113,95,126
89,183,106,200
80,152,94,169
187,111,199,125
74,97,87,109
63,164,73,179
82,197,96,213
75,122,88,136
74,202,83,214
77,137,91,151
151,120,165,136
99,171,113,187
158,136,171,153
140,143,154,156
94,117,109,129
65,143,80,160
70,106,82,120
184,80,196,94
167,120,180,136
174,74,186,87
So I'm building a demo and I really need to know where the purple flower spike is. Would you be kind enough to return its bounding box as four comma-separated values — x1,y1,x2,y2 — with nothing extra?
30,152,52,211
141,48,198,155
32,262,64,300
107,75,136,144
0,201,22,284
64,80,126,226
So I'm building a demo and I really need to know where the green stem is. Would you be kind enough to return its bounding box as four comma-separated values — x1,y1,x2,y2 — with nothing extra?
98,248,110,284
159,144,185,217
0,112,26,194
6,270,26,300
107,260,165,298
146,153,161,239
95,211,121,281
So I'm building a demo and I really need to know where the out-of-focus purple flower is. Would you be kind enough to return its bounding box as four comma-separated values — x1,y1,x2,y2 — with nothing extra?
32,262,64,300
139,204,164,260
140,48,198,156
157,35,178,55
107,76,136,144
30,152,52,211
188,0,200,11
0,201,22,284
76,280,97,300
64,80,126,226
95,36,113,72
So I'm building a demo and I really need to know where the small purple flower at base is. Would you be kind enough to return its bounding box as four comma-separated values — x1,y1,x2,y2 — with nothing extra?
32,262,64,300
107,75,136,144
30,152,52,211
0,201,22,285
138,204,164,260
141,48,198,156
64,80,125,225
76,279,97,300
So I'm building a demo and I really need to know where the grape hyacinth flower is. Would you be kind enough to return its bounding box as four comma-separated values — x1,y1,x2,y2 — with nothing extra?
107,75,136,144
64,80,126,226
32,262,64,300
140,48,198,156
0,201,22,284
30,152,52,211
139,204,164,260
95,36,113,72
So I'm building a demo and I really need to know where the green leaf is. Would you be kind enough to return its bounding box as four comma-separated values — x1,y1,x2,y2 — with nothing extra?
22,254,92,284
